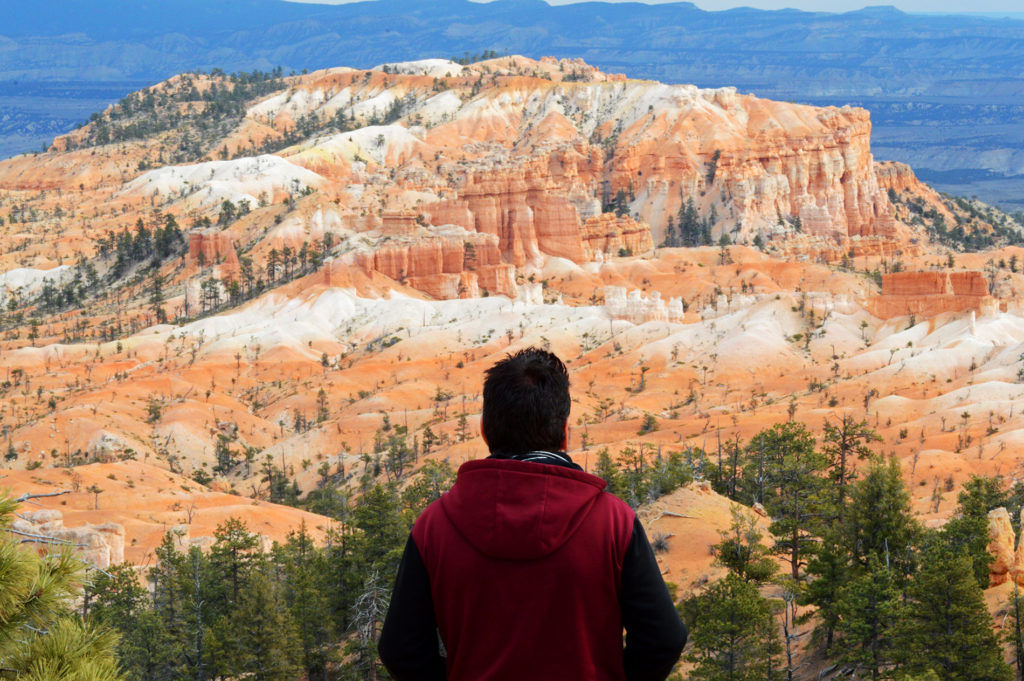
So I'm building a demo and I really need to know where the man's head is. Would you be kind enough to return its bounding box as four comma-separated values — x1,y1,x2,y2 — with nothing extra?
481,347,570,456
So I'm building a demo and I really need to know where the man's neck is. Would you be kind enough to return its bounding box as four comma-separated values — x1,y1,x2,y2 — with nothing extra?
488,450,581,470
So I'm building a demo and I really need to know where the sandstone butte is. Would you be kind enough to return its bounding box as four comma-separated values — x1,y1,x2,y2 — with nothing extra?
0,56,1022,597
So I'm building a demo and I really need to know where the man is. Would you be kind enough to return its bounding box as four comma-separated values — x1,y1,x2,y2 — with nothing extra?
378,348,687,681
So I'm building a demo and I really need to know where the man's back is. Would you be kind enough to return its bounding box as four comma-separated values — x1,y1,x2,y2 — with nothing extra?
378,348,686,681
415,458,634,680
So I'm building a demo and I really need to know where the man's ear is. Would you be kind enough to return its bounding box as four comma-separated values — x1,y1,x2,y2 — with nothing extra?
560,421,569,451
480,422,488,447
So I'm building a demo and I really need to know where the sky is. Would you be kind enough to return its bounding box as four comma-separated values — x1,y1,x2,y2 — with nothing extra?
289,0,1024,13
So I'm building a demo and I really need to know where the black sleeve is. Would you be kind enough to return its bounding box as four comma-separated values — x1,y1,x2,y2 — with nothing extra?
620,517,688,681
378,535,447,681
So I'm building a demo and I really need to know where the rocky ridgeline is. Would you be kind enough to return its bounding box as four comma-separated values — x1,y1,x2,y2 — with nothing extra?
24,56,929,304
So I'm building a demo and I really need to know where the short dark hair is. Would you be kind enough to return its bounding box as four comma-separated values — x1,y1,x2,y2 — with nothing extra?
481,348,570,456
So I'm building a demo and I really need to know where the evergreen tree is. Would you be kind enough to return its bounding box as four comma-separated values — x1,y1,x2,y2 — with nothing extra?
745,422,826,578
685,574,782,681
833,554,900,681
896,541,1012,681
401,459,456,519
943,475,1007,589
593,447,622,497
231,569,302,681
802,533,847,652
206,518,260,608
617,446,649,508
352,484,407,582
677,197,701,247
148,533,189,679
713,506,778,585
88,563,179,681
804,456,918,653
1007,583,1024,680
277,525,338,681
841,456,919,577
0,494,124,681
821,415,879,515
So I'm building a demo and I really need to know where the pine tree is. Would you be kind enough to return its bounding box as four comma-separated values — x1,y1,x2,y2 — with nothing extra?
593,447,622,497
801,533,847,652
896,541,1012,681
1007,583,1024,680
277,525,338,681
205,520,261,679
820,415,879,515
0,494,123,681
805,456,918,652
148,533,190,679
352,484,407,582
713,506,778,585
88,562,179,681
685,574,782,681
232,569,302,681
401,459,456,519
745,422,826,579
206,518,260,608
943,475,1007,589
841,456,919,576
833,554,900,681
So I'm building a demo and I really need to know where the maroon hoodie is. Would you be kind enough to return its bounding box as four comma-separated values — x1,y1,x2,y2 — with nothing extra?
380,457,687,681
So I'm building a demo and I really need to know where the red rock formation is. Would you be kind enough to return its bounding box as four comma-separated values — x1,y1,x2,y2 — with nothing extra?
188,230,240,276
870,270,992,318
382,211,419,236
423,153,652,266
582,213,654,259
989,507,1016,587
356,232,516,299
875,161,923,195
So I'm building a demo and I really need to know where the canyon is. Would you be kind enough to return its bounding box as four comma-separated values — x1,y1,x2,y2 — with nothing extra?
0,57,1021,619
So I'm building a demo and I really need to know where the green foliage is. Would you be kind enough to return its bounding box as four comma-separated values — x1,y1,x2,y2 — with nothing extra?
943,475,1007,590
821,415,879,514
803,455,918,653
833,554,901,681
229,569,303,681
662,197,714,248
593,447,622,496
895,540,1012,681
684,574,782,681
90,504,407,681
840,456,919,575
352,484,407,581
744,421,826,578
0,494,123,681
71,69,287,162
713,506,777,585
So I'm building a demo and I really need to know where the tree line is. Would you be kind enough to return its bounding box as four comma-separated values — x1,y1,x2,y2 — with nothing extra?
663,416,1020,681
14,415,1020,681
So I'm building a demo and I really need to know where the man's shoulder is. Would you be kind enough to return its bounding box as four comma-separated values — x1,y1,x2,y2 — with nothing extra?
591,490,637,535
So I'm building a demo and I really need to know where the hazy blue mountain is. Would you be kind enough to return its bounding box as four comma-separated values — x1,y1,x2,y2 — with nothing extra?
2,0,1023,206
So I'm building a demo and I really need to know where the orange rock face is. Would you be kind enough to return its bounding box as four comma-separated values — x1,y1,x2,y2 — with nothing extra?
870,270,992,318
356,231,516,299
187,230,240,278
3,56,1024,584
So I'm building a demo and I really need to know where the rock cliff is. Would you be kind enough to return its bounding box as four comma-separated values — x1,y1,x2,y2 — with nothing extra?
12,509,124,569
870,270,993,319
988,507,1024,588
354,228,517,299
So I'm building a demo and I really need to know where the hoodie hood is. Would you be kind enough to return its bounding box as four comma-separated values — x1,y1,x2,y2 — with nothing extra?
439,458,606,561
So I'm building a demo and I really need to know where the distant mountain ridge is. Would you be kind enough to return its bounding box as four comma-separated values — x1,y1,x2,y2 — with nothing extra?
4,0,1022,96
2,0,1023,206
